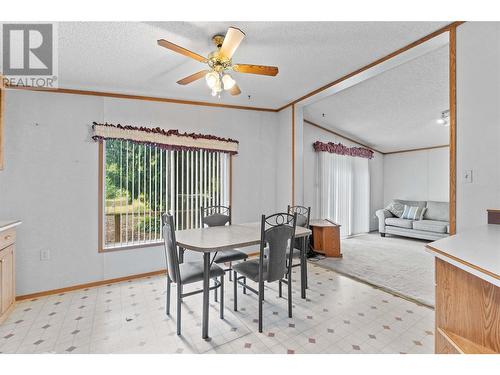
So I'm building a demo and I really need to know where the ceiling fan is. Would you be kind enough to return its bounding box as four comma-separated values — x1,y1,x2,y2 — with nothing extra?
157,27,279,97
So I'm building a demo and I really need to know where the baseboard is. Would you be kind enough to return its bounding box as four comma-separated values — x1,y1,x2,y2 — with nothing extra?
15,251,261,302
16,269,166,301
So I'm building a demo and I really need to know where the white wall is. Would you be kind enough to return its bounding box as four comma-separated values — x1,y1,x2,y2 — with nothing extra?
456,22,500,230
302,122,384,231
275,107,293,211
0,90,281,295
383,147,450,205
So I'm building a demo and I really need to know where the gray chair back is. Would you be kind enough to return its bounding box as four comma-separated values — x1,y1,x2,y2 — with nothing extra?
201,205,231,227
287,205,311,227
162,213,180,284
260,213,297,282
288,205,310,251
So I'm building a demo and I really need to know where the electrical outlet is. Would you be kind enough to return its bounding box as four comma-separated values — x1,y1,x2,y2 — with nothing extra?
464,170,473,184
40,249,51,261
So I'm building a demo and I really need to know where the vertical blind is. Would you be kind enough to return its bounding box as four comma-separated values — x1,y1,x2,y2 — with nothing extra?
103,139,230,249
317,152,370,237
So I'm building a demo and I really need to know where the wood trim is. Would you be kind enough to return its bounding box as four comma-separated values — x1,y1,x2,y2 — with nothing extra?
449,25,457,235
0,76,4,170
15,269,166,301
426,244,500,281
100,241,164,253
16,250,260,302
97,141,105,252
384,144,449,155
229,154,233,209
291,104,295,206
304,119,383,154
6,85,278,113
276,21,465,111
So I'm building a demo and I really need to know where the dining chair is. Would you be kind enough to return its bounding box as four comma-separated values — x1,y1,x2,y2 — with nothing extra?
286,205,311,288
232,212,297,333
162,213,225,336
201,205,248,286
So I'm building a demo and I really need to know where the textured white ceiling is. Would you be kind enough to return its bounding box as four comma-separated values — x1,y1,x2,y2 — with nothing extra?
304,45,450,153
41,22,450,108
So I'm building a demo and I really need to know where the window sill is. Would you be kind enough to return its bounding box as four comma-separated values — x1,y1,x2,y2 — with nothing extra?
99,240,164,253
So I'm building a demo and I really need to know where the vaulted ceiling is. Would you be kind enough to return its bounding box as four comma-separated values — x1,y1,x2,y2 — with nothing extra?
304,45,450,153
48,22,449,109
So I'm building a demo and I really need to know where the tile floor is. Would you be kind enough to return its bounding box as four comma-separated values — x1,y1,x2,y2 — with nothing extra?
0,263,435,354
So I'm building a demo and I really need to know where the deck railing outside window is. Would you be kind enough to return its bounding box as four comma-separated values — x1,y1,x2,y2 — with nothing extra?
103,139,229,249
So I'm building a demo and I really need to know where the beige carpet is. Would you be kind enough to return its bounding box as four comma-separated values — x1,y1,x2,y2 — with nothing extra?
313,232,435,307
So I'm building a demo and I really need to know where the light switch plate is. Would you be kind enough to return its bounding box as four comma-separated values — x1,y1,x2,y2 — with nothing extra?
464,170,473,183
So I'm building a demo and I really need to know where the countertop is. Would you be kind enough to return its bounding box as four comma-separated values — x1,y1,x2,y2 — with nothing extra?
310,219,341,227
426,225,500,287
0,220,22,232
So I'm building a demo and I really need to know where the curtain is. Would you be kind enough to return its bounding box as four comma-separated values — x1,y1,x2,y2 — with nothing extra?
317,152,370,237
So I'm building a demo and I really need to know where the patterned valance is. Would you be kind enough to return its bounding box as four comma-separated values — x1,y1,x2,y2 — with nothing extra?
92,122,239,155
313,141,374,159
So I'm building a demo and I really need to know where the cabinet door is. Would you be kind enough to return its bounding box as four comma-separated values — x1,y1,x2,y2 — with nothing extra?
0,246,14,315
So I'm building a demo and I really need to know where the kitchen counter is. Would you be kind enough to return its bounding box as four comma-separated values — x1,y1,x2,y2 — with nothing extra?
426,224,500,287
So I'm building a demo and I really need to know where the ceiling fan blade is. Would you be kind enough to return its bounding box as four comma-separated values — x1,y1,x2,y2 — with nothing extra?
230,84,241,96
219,27,245,59
157,39,207,63
233,64,279,76
176,70,210,85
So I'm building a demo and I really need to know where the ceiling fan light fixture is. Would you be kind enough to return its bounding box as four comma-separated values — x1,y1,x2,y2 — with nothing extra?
205,71,219,89
222,74,236,90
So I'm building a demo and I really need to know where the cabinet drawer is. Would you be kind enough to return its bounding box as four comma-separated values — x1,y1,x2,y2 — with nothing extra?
0,228,15,250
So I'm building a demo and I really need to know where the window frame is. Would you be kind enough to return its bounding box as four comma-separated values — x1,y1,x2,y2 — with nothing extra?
97,141,233,253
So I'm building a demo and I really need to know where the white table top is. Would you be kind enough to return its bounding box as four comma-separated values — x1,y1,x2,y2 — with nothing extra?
0,220,22,232
426,225,500,286
176,221,311,252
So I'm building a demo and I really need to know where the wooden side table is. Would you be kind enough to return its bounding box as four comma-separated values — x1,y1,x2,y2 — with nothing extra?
310,219,342,258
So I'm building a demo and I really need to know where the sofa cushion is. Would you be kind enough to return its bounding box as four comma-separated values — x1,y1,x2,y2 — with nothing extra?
401,205,427,220
424,201,449,222
385,201,405,217
412,219,449,234
385,217,414,229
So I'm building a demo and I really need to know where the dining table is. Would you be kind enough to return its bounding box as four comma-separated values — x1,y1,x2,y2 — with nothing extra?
175,221,312,339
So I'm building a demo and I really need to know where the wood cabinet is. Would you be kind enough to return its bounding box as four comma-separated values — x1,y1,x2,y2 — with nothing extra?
427,224,500,354
310,219,342,258
0,223,18,324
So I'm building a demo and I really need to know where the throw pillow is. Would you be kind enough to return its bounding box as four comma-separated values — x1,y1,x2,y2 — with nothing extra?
401,205,426,220
386,201,405,217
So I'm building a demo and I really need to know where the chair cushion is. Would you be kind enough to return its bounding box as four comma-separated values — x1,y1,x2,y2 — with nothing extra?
214,249,248,263
385,217,414,229
179,262,225,285
424,201,449,222
232,259,268,283
412,220,449,234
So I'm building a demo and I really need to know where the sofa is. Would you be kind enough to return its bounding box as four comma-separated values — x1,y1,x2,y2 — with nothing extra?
376,199,449,241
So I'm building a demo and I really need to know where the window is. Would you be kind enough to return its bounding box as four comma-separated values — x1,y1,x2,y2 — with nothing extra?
316,150,370,237
101,139,230,250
